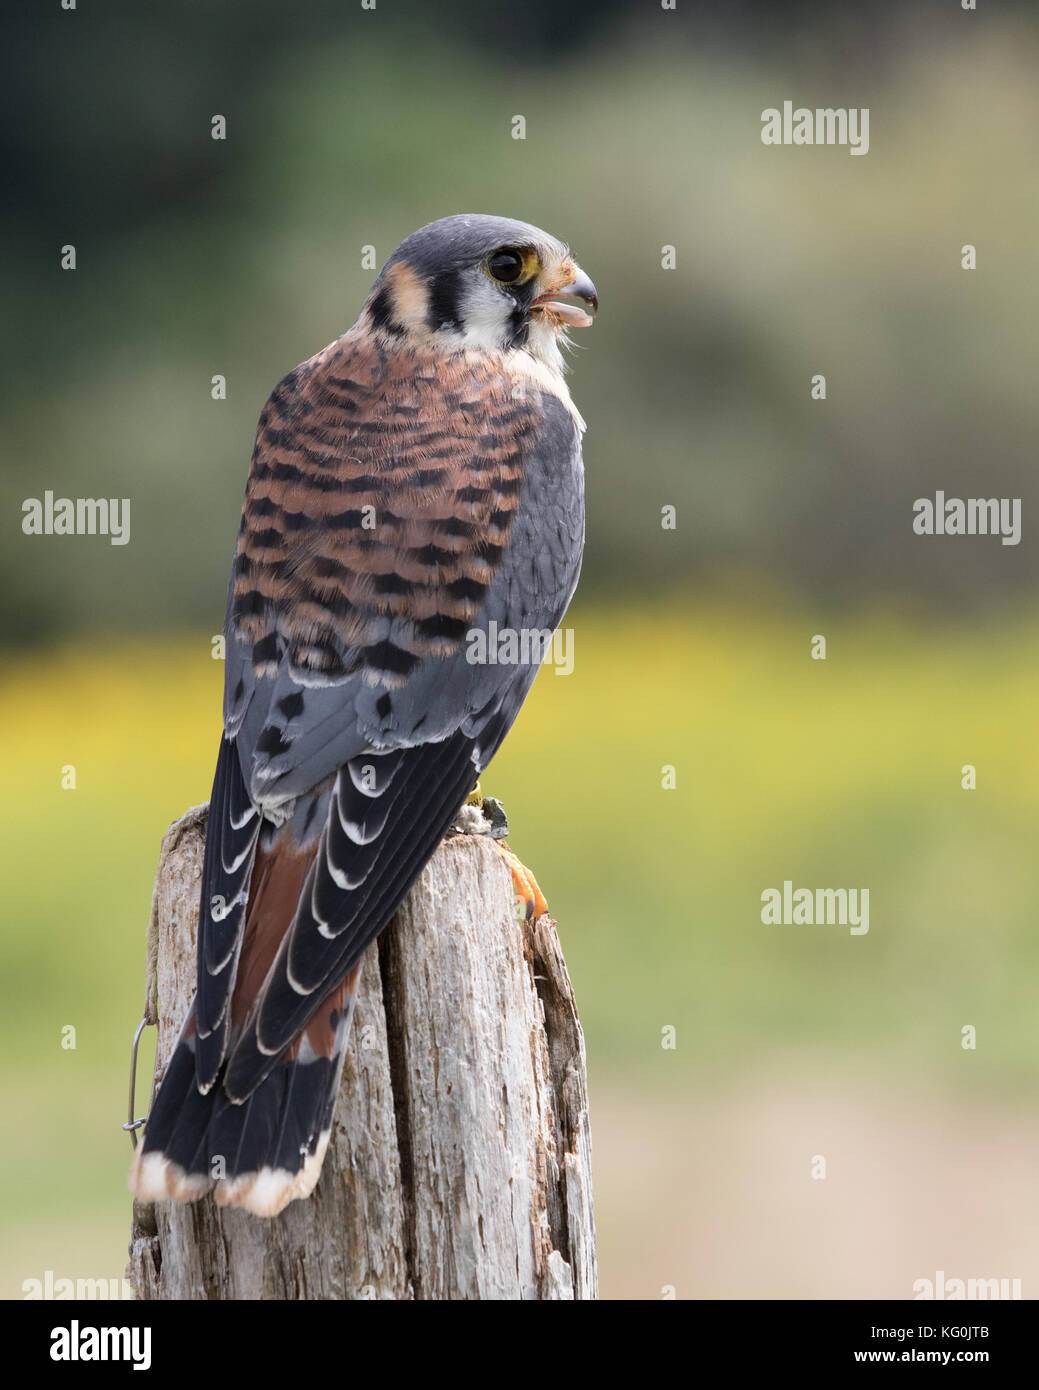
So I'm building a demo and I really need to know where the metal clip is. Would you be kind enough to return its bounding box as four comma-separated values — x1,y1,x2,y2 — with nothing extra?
123,1013,157,1150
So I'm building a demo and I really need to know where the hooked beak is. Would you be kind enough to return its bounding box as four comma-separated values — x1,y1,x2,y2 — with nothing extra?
533,265,598,329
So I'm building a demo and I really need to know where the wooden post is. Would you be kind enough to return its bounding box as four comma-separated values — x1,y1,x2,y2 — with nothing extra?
126,805,597,1300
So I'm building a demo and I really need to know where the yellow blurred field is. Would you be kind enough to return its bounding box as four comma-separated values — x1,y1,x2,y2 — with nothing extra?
2,599,1037,1297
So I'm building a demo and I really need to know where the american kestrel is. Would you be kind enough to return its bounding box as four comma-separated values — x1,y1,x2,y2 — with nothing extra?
130,214,596,1217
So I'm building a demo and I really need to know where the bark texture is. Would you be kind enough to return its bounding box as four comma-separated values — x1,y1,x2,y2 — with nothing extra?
126,804,597,1300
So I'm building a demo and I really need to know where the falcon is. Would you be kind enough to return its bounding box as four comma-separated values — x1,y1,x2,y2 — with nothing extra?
129,214,597,1217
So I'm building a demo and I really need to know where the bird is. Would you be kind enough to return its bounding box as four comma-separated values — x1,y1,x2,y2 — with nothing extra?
129,214,597,1218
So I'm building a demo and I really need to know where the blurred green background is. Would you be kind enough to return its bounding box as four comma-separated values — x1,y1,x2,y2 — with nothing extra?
3,1,1038,1299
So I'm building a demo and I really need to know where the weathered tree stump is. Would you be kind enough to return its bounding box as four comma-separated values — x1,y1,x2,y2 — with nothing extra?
126,805,597,1300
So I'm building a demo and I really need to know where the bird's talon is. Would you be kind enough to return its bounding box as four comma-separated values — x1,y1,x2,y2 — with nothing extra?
493,842,549,920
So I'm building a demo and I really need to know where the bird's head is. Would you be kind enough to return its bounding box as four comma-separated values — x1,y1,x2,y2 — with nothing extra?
359,214,597,373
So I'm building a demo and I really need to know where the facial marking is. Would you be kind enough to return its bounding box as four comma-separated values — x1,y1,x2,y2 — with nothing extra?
427,268,465,333
380,262,432,335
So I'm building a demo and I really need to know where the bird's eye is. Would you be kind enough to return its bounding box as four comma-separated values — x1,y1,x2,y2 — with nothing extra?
487,249,525,284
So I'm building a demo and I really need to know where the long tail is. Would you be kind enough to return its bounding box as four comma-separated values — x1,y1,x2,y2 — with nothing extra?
129,968,358,1218
129,727,486,1217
